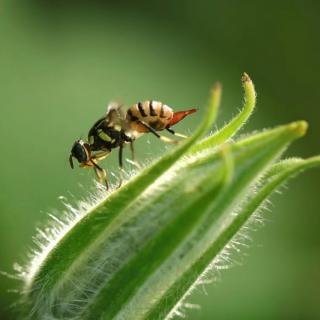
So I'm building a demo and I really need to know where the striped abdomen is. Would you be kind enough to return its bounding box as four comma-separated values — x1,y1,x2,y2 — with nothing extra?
127,100,173,132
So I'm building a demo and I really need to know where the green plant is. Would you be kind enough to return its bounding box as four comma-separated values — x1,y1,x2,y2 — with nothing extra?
18,74,320,319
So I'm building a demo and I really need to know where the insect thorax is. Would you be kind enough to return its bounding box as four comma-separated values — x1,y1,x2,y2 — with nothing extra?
89,126,131,151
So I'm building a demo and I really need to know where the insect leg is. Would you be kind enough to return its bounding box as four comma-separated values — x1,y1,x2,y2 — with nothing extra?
124,141,141,169
166,128,188,139
130,141,135,162
91,161,109,190
90,150,111,190
136,120,178,144
128,141,142,169
92,150,111,162
118,143,125,188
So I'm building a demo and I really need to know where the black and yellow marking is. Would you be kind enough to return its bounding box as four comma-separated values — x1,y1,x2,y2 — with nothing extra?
70,99,195,191
160,103,166,118
149,100,157,116
97,129,112,142
138,102,147,117
127,109,135,120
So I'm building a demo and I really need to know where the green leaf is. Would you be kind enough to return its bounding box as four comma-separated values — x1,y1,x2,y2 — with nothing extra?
90,122,306,320
20,75,320,320
191,72,256,153
152,154,320,320
22,80,222,314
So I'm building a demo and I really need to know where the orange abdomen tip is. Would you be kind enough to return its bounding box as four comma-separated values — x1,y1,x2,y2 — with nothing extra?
169,108,197,127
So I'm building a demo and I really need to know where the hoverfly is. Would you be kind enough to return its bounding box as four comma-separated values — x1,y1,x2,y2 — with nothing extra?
69,100,197,189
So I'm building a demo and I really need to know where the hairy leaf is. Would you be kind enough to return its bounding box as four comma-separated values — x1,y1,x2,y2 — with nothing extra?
20,75,320,320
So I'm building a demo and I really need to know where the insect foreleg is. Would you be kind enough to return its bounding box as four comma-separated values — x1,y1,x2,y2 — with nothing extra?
91,150,111,162
91,160,109,190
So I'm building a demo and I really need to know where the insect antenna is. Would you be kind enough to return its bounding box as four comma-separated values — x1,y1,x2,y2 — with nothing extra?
69,155,74,169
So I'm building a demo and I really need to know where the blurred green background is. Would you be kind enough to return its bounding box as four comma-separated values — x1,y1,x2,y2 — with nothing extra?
1,1,319,319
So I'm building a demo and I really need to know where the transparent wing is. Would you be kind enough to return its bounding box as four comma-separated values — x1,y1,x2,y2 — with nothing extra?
105,102,127,127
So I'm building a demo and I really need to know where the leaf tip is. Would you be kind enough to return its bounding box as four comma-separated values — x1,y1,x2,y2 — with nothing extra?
242,72,256,105
213,81,222,91
288,120,308,138
242,72,251,83
210,81,222,106
199,81,222,132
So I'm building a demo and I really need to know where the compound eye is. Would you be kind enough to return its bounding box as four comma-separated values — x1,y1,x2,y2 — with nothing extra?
71,142,89,163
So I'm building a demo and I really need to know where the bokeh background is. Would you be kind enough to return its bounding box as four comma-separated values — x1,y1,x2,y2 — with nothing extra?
1,1,319,319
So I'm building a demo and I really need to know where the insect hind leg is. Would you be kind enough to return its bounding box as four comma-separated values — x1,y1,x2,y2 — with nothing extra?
166,128,188,139
137,120,179,144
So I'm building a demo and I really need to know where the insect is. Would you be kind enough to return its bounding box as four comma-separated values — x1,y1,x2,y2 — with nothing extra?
69,100,197,189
